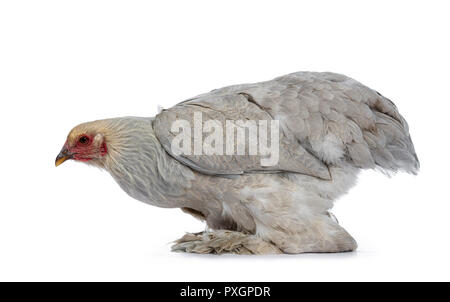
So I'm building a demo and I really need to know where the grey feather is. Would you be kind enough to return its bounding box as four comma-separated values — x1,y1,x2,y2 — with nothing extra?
155,92,332,179
155,71,419,177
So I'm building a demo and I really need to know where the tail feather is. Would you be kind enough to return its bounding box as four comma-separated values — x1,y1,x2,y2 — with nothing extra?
368,110,419,175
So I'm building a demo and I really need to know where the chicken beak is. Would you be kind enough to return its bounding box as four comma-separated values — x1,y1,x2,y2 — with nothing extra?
55,146,73,167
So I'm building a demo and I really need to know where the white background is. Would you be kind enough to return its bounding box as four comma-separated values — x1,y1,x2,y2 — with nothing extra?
0,0,448,281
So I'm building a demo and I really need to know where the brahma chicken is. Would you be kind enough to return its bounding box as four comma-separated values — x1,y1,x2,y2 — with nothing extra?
56,71,419,254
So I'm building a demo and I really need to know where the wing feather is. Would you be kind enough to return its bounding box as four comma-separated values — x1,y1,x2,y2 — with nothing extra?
155,71,419,178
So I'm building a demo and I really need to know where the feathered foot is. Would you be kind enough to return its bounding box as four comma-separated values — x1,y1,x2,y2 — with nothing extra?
171,230,282,255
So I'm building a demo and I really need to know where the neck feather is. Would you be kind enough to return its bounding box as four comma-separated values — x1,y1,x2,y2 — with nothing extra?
99,117,195,207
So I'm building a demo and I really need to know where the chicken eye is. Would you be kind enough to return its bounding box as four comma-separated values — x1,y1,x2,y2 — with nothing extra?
79,136,90,145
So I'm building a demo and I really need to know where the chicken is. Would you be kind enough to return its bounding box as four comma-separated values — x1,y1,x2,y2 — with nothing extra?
55,71,419,254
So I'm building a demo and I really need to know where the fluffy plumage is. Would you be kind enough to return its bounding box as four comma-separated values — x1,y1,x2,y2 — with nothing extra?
57,71,419,254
